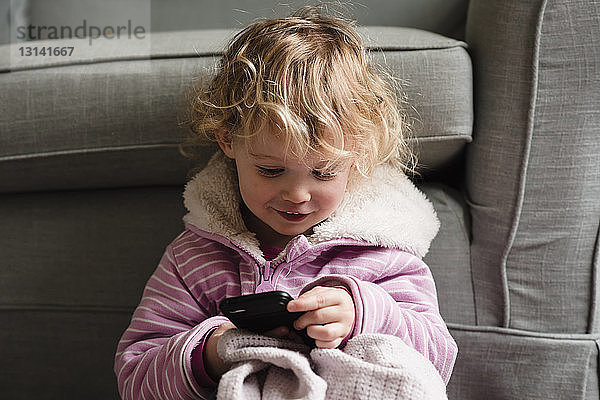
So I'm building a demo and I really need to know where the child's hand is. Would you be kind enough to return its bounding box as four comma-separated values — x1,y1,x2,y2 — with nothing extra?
287,286,355,349
203,321,236,380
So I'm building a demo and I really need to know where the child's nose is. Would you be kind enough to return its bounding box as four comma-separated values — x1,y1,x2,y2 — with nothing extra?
281,184,311,203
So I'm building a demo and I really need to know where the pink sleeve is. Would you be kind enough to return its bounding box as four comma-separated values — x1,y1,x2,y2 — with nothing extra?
302,251,458,384
191,328,218,387
114,246,229,399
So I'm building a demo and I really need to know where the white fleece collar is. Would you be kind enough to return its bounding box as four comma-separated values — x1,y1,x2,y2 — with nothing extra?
183,151,439,258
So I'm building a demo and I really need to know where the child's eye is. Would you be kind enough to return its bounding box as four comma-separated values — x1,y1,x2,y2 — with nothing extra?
257,166,284,177
312,169,338,181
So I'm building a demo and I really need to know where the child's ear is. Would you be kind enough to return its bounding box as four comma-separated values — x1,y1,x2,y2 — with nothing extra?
216,129,236,159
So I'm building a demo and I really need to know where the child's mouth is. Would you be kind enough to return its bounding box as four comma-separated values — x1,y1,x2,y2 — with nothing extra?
276,210,309,222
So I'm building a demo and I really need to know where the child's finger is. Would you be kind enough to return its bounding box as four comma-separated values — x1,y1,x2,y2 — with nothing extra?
293,305,342,330
306,322,347,342
217,321,237,333
287,286,342,312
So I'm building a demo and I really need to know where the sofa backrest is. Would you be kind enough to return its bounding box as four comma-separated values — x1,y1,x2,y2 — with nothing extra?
1,0,470,44
465,0,600,334
0,27,472,193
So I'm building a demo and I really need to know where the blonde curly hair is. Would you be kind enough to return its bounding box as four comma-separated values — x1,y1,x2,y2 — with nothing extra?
185,6,415,177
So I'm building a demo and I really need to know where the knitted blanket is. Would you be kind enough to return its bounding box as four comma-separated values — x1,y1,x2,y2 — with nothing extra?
216,330,448,400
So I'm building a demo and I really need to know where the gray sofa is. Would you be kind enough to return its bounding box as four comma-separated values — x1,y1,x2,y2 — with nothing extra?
1,0,598,399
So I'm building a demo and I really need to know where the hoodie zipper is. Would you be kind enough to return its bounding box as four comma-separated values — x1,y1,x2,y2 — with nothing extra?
230,240,285,291
262,260,272,281
257,258,288,292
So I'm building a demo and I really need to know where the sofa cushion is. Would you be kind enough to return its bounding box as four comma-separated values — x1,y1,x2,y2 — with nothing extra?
0,27,472,193
0,185,187,398
448,327,599,399
422,184,475,325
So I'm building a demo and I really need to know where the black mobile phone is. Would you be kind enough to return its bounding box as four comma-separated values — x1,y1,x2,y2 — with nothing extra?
219,291,314,346
220,291,301,333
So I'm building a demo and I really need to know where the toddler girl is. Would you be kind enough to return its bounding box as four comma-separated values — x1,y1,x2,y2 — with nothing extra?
115,7,457,399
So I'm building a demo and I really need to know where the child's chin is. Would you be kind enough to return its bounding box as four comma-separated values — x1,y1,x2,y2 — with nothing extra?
272,225,310,238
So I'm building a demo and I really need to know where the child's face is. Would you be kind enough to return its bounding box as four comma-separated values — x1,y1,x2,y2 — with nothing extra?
218,131,352,248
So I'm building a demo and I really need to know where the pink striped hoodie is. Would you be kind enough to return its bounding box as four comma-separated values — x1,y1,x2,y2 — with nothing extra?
114,152,457,399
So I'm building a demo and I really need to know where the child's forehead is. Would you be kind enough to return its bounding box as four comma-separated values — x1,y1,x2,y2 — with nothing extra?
242,125,322,153
244,138,327,165
235,121,354,167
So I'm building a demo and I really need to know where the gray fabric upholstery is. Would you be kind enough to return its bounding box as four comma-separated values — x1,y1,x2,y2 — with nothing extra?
0,27,472,193
5,0,469,42
466,0,600,333
448,327,599,399
0,0,27,45
1,0,599,398
147,0,470,39
0,187,186,397
0,187,185,308
423,185,475,326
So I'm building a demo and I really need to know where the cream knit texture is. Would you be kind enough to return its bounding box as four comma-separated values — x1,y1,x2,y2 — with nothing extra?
217,329,447,400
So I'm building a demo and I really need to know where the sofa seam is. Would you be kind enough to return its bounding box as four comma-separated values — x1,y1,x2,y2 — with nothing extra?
0,136,473,162
441,188,477,324
588,223,600,333
447,322,600,341
0,304,136,313
0,142,182,161
499,0,548,329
